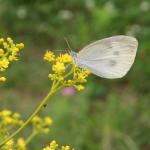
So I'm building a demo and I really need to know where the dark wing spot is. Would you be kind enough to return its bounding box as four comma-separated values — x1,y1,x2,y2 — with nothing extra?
130,49,134,53
113,51,120,56
129,45,136,53
109,60,117,67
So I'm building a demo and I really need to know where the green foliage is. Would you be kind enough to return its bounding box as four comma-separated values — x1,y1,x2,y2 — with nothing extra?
0,0,149,150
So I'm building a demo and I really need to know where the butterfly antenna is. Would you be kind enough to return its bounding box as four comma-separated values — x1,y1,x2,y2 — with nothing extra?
54,49,66,52
64,37,72,54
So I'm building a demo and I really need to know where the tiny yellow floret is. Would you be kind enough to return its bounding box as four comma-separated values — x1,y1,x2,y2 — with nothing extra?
75,85,85,91
61,146,71,150
13,113,21,119
4,116,13,124
0,76,6,82
0,49,4,57
5,139,14,149
43,140,58,150
0,110,12,116
57,53,73,63
17,138,26,150
52,62,65,74
44,117,53,125
32,116,42,123
16,43,24,49
62,53,73,63
44,51,55,62
42,140,74,150
0,38,4,44
0,59,10,71
7,37,13,44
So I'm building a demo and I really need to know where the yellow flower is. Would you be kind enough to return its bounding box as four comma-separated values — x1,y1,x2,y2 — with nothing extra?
17,138,27,150
44,50,90,92
13,113,21,119
32,116,42,124
43,128,50,134
0,38,4,44
16,43,24,49
4,116,13,124
0,110,24,128
62,53,73,63
31,115,53,135
75,85,85,91
0,37,24,81
57,53,73,63
77,73,87,82
11,47,19,52
0,110,12,116
42,141,75,150
44,51,55,62
0,76,6,82
52,62,65,74
8,54,18,61
61,146,73,150
7,37,13,44
0,59,10,71
4,139,14,150
3,42,9,49
43,140,58,150
44,117,53,125
0,49,4,57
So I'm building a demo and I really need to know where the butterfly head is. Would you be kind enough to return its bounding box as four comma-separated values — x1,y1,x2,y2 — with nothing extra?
71,51,77,58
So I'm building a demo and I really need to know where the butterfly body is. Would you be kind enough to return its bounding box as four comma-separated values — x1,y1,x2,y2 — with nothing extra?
72,35,138,79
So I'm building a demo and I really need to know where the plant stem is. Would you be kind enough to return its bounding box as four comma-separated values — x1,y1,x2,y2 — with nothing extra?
25,131,37,145
0,81,57,147
0,65,74,147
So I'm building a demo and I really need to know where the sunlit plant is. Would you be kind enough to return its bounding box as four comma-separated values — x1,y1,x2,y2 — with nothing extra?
0,37,24,81
0,37,90,149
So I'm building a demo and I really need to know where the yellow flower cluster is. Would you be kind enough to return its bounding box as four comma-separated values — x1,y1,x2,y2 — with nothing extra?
65,67,90,91
3,139,74,150
0,110,24,126
0,109,73,150
1,139,14,150
2,138,27,150
31,115,53,134
44,51,90,91
56,53,73,63
42,140,74,150
0,37,24,82
0,110,53,150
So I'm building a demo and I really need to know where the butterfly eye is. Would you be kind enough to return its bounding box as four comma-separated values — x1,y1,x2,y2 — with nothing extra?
109,60,117,67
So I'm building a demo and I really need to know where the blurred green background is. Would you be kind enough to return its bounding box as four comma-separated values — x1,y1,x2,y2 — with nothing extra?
0,0,150,149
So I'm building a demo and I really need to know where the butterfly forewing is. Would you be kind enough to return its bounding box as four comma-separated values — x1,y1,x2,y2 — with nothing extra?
76,35,138,79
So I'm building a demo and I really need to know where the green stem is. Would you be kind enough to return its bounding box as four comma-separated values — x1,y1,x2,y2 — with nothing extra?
0,65,74,147
64,65,74,78
0,81,57,147
25,131,37,145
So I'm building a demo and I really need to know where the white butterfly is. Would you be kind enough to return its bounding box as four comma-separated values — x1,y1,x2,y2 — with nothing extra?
72,35,138,79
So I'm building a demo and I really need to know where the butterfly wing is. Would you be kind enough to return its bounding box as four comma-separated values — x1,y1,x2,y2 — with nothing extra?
76,35,138,79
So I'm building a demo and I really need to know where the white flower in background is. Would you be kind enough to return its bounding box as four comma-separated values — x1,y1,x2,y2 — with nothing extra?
85,0,95,10
104,1,116,12
140,1,149,12
126,24,141,36
59,10,73,20
16,6,27,19
38,23,49,32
